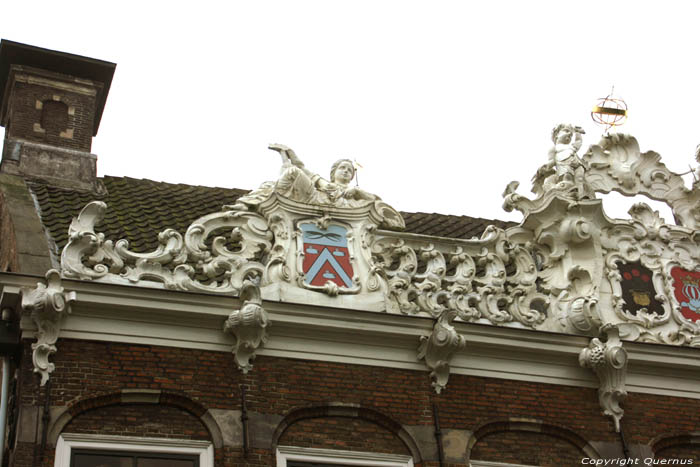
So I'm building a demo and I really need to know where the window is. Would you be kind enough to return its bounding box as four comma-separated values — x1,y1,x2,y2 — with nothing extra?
55,434,213,467
71,448,198,467
276,446,414,467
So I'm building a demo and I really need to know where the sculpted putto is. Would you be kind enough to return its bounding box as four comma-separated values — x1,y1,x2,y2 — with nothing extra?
235,144,378,209
533,124,590,198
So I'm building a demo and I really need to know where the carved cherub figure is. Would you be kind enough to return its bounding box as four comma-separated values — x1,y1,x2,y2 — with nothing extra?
549,124,585,179
234,144,377,210
533,124,589,197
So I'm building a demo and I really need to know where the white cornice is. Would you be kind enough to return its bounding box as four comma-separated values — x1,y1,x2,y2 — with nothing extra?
2,272,700,399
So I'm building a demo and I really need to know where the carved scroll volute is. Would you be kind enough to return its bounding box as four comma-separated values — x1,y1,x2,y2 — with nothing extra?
371,238,419,314
61,201,125,279
418,309,466,394
223,280,269,373
414,245,448,316
20,270,76,386
579,325,628,432
264,213,292,285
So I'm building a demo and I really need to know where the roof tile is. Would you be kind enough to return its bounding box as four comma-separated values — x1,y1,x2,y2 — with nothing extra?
28,177,514,255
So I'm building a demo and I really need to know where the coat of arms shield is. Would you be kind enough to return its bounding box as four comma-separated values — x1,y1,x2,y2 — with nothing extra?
670,267,700,323
617,261,663,317
300,223,356,291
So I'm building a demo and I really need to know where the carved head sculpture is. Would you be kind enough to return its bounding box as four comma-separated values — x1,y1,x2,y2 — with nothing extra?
552,123,575,145
330,159,356,185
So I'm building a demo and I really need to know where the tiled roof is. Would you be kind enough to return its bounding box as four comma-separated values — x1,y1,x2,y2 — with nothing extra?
402,211,514,240
28,177,514,255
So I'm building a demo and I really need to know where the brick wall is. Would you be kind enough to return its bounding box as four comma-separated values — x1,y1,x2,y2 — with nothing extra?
470,430,583,466
12,339,700,466
64,404,211,439
6,76,96,152
278,417,410,454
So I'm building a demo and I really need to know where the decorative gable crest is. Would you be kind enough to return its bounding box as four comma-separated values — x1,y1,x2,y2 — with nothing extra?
502,126,700,347
243,145,404,305
61,145,404,308
56,130,699,393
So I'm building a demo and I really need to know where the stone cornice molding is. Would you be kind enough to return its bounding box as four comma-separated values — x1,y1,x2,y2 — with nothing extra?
2,272,700,400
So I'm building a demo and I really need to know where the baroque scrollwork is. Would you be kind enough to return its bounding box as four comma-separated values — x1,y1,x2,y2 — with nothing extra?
223,280,269,373
417,309,466,394
599,200,700,344
579,325,628,432
370,226,547,328
20,270,76,386
58,134,699,351
61,201,271,294
584,133,700,230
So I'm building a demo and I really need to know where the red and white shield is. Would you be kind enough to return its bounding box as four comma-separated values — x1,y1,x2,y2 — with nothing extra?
670,267,700,323
301,223,354,289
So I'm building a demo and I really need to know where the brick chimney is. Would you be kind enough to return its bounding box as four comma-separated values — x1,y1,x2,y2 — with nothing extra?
0,40,115,192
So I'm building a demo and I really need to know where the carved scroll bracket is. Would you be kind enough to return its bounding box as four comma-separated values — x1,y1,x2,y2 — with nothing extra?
223,280,269,373
579,324,628,432
418,309,466,394
20,270,76,386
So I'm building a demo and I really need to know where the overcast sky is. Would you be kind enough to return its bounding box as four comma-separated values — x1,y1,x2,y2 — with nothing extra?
2,1,699,223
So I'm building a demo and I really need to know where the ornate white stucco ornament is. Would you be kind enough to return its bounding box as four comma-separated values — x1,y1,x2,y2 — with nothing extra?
418,309,466,394
370,226,546,327
229,144,405,304
235,145,399,214
579,325,628,432
584,133,700,230
61,201,271,294
223,280,268,373
501,124,700,348
60,134,700,359
20,270,76,386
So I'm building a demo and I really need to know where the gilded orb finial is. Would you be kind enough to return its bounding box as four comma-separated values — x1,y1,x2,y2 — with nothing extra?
592,86,627,133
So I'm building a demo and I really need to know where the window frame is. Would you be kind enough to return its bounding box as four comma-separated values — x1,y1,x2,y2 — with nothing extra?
276,445,414,467
55,433,213,467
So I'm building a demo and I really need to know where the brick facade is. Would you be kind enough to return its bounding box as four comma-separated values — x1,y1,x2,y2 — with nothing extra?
9,338,700,466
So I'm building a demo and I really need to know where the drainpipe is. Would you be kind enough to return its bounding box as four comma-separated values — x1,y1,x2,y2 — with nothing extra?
432,403,445,467
618,420,631,459
40,379,51,463
241,385,249,458
0,355,10,466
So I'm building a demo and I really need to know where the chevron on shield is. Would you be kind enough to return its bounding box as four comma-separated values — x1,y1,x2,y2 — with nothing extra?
301,223,354,289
